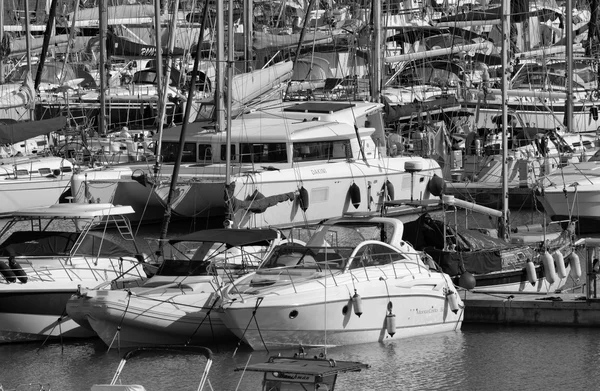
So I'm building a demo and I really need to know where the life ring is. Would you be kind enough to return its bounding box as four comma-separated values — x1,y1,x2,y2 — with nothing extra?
592,90,600,101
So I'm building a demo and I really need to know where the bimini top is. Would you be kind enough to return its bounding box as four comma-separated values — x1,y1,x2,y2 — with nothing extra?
236,356,369,376
168,228,279,247
3,203,135,219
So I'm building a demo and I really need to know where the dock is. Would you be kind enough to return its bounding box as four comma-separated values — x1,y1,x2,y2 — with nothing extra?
462,290,600,326
461,237,600,327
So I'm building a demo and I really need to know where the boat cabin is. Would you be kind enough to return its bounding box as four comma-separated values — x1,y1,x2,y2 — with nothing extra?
158,101,384,166
236,354,369,391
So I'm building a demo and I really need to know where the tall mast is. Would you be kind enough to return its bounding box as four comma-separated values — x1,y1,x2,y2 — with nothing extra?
499,0,511,241
226,0,234,194
371,0,381,102
98,0,107,135
152,0,165,175
158,0,210,242
24,0,33,120
34,0,58,91
216,0,226,132
153,0,179,176
244,0,253,71
565,0,573,131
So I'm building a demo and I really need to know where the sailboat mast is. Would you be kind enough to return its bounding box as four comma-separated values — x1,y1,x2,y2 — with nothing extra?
216,0,226,132
244,0,253,72
157,0,210,242
153,0,179,176
500,0,511,240
226,0,233,187
152,0,165,173
370,0,381,102
565,0,573,130
34,0,58,91
98,0,108,135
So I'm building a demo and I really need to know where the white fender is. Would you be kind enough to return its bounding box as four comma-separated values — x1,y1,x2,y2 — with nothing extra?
542,251,556,284
525,259,537,286
567,252,582,279
553,251,567,279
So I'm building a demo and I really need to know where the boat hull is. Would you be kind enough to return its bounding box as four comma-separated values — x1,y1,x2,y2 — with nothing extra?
68,290,234,349
0,286,97,343
537,186,600,233
74,156,442,227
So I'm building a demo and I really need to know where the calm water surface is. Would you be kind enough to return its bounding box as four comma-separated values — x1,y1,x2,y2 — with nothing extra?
1,325,599,390
1,210,597,390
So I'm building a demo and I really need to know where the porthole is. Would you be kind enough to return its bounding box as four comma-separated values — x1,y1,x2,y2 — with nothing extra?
342,305,348,315
289,310,298,319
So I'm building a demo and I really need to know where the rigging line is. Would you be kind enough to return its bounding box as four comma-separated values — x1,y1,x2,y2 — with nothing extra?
232,296,265,357
107,290,133,353
38,307,70,352
185,297,219,346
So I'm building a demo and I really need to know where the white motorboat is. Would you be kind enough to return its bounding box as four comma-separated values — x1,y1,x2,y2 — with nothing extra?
0,203,150,343
70,100,444,227
218,215,464,350
536,150,600,233
66,227,288,349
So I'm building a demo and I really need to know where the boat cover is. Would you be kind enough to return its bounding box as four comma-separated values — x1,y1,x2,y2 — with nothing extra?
403,213,532,275
0,116,67,144
0,231,131,257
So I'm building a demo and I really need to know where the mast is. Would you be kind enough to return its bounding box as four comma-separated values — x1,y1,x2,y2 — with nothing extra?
157,0,210,242
225,0,235,224
370,0,381,102
244,0,253,71
34,0,58,91
98,0,108,135
59,0,80,85
152,0,165,175
24,0,33,120
499,0,511,241
216,0,226,132
153,0,179,176
565,0,573,131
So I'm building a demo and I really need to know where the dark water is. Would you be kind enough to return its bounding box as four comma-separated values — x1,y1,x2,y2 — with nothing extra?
2,325,600,391
1,209,597,390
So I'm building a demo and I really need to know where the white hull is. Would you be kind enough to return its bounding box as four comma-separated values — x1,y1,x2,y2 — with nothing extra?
221,293,462,350
0,177,72,212
73,156,442,226
67,281,234,349
0,313,94,343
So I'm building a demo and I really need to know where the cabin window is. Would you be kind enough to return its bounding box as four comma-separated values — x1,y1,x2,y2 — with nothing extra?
161,141,197,163
293,140,350,161
196,103,215,120
61,166,73,173
220,145,236,161
197,144,212,162
348,243,404,269
239,143,287,163
38,168,51,176
15,169,29,176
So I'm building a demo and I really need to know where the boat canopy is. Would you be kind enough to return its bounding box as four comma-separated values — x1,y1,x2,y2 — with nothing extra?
168,228,279,247
0,231,131,257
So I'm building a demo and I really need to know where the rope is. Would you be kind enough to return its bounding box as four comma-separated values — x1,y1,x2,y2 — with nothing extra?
107,290,133,352
232,297,266,357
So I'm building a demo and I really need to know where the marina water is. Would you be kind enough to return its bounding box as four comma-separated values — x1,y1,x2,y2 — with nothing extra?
1,209,596,390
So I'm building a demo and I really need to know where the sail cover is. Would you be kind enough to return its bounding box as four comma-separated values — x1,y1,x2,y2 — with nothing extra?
0,116,67,144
